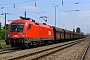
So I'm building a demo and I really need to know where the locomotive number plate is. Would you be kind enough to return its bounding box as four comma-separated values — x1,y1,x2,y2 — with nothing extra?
13,35,18,37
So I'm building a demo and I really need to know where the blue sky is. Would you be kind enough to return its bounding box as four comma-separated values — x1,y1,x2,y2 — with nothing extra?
0,0,90,34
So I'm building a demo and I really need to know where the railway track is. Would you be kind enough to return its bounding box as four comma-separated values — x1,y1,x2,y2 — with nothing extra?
80,40,90,60
0,47,20,54
0,49,21,54
7,39,85,60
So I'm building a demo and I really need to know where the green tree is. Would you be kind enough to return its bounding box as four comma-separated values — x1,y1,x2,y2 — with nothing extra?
0,29,4,40
3,24,9,29
76,27,81,33
3,24,9,40
73,29,75,32
0,22,1,30
0,23,9,40
81,32,84,34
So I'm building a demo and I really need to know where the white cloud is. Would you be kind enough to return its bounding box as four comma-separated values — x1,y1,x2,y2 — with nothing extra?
79,10,90,17
61,13,70,16
0,18,4,26
18,6,38,10
0,18,9,26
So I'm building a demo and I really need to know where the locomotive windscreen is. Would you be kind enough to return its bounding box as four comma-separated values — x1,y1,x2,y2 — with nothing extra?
10,23,24,32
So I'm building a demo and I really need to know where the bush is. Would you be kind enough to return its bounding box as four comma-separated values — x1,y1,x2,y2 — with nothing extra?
0,44,10,49
0,29,5,40
0,45,2,49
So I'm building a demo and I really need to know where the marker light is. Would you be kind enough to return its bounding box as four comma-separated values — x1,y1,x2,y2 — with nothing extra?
22,33,25,37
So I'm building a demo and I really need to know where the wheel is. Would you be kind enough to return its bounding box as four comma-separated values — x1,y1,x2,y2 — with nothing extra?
11,43,16,47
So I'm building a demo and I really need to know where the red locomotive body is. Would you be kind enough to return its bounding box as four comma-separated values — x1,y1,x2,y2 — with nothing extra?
6,17,54,47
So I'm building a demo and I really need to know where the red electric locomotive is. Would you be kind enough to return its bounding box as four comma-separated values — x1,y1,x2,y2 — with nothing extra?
5,17,54,47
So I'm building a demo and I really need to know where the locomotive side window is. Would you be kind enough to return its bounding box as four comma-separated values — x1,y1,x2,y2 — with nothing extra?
27,25,31,30
10,23,24,32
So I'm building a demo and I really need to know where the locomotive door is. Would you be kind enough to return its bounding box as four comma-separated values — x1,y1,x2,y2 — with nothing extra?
39,26,42,39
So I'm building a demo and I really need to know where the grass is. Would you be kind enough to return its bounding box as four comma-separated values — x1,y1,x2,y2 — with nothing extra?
0,44,10,49
0,40,11,49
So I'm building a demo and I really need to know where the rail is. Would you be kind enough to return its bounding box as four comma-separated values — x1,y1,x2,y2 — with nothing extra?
8,39,85,60
0,47,19,54
80,40,90,60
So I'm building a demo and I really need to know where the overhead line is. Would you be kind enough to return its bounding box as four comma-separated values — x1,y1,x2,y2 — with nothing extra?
49,0,76,21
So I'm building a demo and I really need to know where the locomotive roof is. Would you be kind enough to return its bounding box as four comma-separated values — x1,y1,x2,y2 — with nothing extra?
11,19,53,28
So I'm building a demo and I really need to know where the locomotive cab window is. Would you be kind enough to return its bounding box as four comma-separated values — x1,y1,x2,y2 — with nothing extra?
27,25,31,30
10,23,24,32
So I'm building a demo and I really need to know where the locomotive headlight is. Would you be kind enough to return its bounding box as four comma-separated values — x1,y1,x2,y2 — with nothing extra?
22,33,25,37
8,34,10,37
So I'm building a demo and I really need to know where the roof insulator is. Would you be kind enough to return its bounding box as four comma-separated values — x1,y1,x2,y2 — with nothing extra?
31,19,35,22
20,16,30,20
